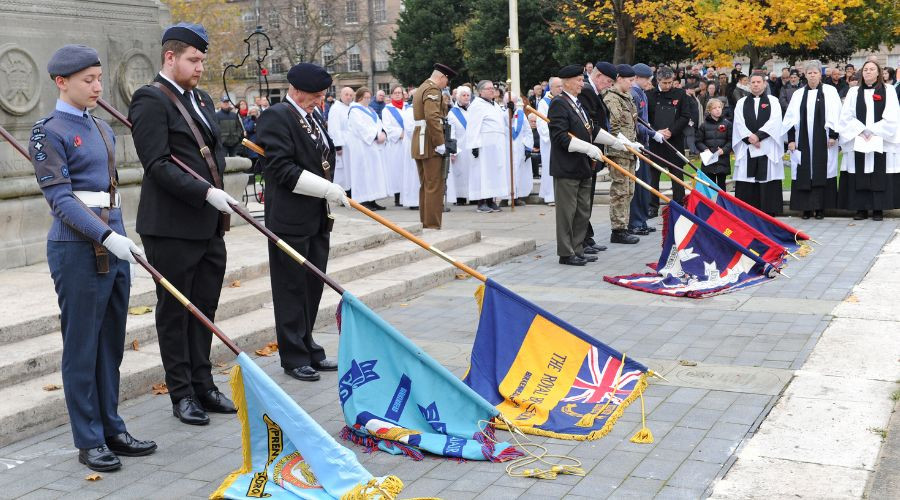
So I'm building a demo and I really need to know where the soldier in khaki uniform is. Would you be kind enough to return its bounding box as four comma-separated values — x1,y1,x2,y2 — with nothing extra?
412,63,457,229
603,64,640,244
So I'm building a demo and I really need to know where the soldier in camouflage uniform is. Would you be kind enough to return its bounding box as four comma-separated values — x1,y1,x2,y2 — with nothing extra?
603,64,640,244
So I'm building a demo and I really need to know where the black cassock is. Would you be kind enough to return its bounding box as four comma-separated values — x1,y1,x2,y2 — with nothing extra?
786,85,838,211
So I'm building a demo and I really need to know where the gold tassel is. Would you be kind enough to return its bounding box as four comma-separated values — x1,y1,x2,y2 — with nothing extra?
793,241,813,258
473,284,485,311
629,393,654,444
340,475,404,500
575,410,598,428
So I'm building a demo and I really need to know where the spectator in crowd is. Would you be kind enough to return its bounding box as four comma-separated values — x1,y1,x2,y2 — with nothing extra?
215,97,244,157
731,62,743,84
778,70,802,112
731,74,751,106
583,61,594,82
242,106,260,172
825,67,849,98
882,66,896,87
683,80,703,154
369,89,386,118
529,84,543,109
238,99,248,118
844,64,856,84
695,98,732,190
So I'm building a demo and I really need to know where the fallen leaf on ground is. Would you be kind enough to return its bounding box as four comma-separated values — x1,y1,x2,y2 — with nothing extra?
845,294,859,303
128,306,152,315
678,360,698,367
42,384,61,391
399,303,409,307
255,342,279,356
131,340,139,351
455,273,470,280
85,473,102,481
214,361,228,368
534,255,543,259
229,280,241,288
151,383,168,395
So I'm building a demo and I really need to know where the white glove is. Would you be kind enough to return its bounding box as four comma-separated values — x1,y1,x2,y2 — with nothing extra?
568,136,604,161
102,232,143,264
206,188,237,214
293,170,349,206
617,132,643,151
653,132,664,143
435,144,446,155
593,128,618,147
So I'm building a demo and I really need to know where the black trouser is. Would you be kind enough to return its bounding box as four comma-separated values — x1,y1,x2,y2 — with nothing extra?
142,234,226,404
648,142,685,210
268,231,330,368
583,172,597,245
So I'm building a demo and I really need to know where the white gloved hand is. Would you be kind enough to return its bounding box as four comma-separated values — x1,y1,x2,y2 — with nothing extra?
102,232,143,264
653,132,664,143
568,136,604,161
435,144,446,155
293,170,349,206
593,127,618,147
617,132,643,151
206,188,237,214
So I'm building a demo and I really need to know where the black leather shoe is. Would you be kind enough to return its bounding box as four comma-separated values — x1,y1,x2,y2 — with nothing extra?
854,210,868,220
873,210,884,221
611,230,640,244
106,432,157,457
814,210,824,220
801,211,812,220
583,246,600,254
589,244,608,251
79,445,121,472
285,366,320,381
576,254,598,262
173,395,210,426
644,226,657,232
312,359,338,371
628,227,650,236
559,255,587,266
647,209,659,218
198,389,237,414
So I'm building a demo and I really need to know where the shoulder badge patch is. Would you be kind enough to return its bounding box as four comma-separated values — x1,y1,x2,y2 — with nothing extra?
61,166,69,178
38,174,54,183
34,152,47,161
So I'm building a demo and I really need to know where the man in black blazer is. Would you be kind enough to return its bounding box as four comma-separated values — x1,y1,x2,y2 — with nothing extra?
646,65,692,215
129,23,238,426
549,65,606,266
255,63,347,382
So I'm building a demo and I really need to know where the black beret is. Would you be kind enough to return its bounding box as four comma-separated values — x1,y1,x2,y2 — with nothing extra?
47,45,101,78
558,64,584,79
616,64,636,78
287,62,333,92
162,22,209,53
595,62,617,79
433,63,458,78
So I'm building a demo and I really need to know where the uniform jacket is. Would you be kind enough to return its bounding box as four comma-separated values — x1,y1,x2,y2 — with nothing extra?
411,79,445,160
603,87,638,160
256,101,334,236
695,115,733,175
548,93,593,180
646,86,692,149
129,74,226,240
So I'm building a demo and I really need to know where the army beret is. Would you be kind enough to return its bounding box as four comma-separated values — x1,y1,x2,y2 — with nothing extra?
632,63,653,78
433,63,458,78
595,62,618,79
616,64,636,78
287,62,333,92
558,64,584,79
162,22,209,53
47,45,101,78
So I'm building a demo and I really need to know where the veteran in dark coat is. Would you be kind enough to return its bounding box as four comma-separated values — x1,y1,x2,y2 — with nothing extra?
646,65,692,215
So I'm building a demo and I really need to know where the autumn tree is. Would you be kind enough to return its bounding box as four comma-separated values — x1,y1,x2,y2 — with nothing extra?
555,0,638,64
162,0,245,87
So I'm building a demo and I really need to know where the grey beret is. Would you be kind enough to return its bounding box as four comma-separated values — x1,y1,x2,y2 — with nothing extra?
632,63,653,78
162,22,209,53
47,45,101,78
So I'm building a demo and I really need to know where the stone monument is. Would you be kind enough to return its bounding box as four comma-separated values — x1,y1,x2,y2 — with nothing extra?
0,1,249,270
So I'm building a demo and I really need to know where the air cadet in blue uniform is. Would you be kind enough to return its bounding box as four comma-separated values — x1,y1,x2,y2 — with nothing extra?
29,45,156,472
129,23,238,426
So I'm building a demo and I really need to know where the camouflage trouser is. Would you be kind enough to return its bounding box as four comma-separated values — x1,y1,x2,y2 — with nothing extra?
608,156,636,230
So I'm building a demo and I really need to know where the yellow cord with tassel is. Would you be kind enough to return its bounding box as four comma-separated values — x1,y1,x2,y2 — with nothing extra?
629,393,654,444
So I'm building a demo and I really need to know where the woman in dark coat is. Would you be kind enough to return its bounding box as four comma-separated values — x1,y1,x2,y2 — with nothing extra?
695,98,732,190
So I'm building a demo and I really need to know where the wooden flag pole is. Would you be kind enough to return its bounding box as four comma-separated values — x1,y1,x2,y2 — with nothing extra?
240,139,489,283
0,123,242,355
634,114,702,172
96,98,346,296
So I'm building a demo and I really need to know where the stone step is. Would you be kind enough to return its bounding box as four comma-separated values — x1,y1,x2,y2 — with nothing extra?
0,218,424,346
0,228,477,390
0,235,535,447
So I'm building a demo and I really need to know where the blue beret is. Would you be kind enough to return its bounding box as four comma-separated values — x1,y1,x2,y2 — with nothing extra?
162,22,209,53
616,64,635,78
287,63,333,93
632,63,653,78
558,64,584,79
595,62,617,79
47,45,101,78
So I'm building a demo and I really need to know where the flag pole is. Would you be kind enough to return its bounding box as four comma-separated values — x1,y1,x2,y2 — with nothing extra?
507,94,516,211
95,98,346,296
634,114,702,172
0,123,242,355
240,139,489,283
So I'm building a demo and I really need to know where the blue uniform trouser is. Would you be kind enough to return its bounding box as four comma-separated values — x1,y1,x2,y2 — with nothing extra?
47,240,129,449
628,158,652,230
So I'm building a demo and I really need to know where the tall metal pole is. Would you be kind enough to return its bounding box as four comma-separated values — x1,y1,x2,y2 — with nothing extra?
508,0,521,98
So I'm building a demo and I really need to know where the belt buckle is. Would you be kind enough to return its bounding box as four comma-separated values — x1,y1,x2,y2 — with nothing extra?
200,146,210,156
322,160,331,171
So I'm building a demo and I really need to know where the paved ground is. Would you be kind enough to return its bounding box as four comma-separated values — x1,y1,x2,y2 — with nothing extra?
0,200,897,499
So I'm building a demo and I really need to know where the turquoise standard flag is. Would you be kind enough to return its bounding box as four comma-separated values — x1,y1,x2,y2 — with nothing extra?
693,169,720,201
212,353,403,499
337,292,522,461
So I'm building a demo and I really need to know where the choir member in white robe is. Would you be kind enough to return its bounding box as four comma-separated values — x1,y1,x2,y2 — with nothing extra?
346,87,390,210
732,72,784,215
782,61,841,219
536,77,561,205
448,86,473,204
382,86,409,206
510,105,534,205
838,60,900,220
465,80,510,212
399,96,421,208
327,87,354,191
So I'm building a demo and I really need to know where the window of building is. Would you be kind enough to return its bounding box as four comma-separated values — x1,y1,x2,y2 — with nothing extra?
293,4,307,27
374,39,390,72
345,1,358,24
267,9,280,30
374,0,387,22
319,3,333,26
322,43,335,72
270,56,285,74
242,11,256,29
377,82,391,93
347,44,362,72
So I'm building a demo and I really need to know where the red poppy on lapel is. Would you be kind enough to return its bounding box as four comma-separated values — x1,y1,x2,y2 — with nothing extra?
718,124,726,133
73,135,82,147
761,103,768,109
640,100,646,108
672,99,679,106
873,93,883,101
